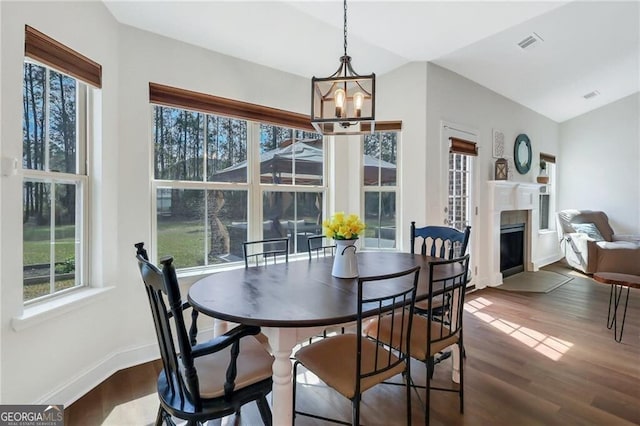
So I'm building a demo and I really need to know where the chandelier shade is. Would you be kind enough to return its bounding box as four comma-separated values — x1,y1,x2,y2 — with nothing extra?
311,0,376,135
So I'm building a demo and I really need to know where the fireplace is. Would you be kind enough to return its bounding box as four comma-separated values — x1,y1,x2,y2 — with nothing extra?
486,181,543,287
500,223,525,278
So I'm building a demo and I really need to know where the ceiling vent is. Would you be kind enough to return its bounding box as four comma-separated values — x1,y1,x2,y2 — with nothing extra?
583,90,600,100
517,32,544,50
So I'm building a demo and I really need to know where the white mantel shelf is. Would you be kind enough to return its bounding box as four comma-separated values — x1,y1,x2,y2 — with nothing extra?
487,181,546,287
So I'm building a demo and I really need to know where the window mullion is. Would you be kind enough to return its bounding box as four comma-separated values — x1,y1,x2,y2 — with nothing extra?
49,182,56,295
44,68,51,172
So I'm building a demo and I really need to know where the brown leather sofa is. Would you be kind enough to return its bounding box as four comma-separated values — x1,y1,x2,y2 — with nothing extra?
557,210,640,275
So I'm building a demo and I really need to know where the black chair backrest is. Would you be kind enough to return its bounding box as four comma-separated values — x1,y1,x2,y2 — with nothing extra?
411,222,471,259
355,265,420,396
135,248,202,410
307,235,336,259
243,237,289,267
427,255,471,346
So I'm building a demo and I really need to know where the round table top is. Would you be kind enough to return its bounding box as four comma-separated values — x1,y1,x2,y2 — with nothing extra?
188,251,462,328
593,272,640,289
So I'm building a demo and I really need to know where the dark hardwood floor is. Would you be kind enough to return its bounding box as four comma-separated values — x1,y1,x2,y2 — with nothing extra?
65,263,640,425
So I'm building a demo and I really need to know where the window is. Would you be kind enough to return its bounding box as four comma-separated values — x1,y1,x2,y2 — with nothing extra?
448,137,477,231
539,153,556,230
22,26,101,303
362,130,399,249
150,84,325,270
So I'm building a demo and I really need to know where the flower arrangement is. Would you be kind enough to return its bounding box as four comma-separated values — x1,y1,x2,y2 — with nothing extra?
323,212,366,240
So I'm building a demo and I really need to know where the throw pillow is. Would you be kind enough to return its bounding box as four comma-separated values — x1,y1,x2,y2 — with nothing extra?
572,222,605,241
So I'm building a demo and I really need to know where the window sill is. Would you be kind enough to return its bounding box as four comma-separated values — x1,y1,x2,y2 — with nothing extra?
11,286,114,332
538,229,557,236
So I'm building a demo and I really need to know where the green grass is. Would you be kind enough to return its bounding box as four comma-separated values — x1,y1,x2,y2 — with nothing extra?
157,219,206,267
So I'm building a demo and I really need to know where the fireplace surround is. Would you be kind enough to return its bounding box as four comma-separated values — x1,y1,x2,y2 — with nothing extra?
487,181,543,286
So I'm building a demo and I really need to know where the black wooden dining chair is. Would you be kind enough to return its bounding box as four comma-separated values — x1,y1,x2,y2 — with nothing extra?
292,265,420,425
134,245,274,426
243,237,289,267
365,255,471,425
306,234,336,259
410,223,471,365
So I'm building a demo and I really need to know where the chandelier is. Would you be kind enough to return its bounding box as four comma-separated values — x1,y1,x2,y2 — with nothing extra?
311,0,375,135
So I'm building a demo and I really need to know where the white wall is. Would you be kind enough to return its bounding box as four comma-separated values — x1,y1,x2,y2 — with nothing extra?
385,63,562,287
558,92,640,234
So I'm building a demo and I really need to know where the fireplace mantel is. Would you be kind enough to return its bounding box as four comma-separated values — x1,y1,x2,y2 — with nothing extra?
487,181,544,286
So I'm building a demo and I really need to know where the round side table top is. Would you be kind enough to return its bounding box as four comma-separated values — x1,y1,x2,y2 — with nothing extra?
594,272,640,289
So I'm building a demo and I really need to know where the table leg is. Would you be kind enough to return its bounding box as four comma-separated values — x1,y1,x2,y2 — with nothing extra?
608,284,631,343
451,344,460,384
262,327,298,425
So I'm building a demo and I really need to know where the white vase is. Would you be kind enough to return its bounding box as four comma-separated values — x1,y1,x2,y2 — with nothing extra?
332,239,359,278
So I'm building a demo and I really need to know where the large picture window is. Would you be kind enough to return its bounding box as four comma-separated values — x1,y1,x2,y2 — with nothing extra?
151,86,325,270
362,131,398,249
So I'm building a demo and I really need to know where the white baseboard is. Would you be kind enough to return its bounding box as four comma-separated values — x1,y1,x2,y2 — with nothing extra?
35,324,217,407
533,254,563,270
35,342,160,407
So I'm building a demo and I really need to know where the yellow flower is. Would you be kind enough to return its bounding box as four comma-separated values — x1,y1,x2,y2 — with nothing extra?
323,212,366,240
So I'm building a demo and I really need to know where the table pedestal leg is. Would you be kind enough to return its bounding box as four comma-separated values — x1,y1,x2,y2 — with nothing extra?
451,344,460,384
262,327,298,425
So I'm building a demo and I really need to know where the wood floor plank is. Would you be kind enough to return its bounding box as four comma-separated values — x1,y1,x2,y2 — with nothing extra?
64,262,640,425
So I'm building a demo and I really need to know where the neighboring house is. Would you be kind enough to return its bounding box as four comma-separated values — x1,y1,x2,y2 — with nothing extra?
0,0,637,407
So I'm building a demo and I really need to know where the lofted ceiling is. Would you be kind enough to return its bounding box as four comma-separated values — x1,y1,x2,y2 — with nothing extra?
104,0,640,123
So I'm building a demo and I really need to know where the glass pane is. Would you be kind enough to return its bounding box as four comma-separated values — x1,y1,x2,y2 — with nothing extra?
153,107,204,181
23,181,52,301
157,188,206,268
23,63,46,171
259,126,323,185
540,194,550,230
49,70,77,174
157,189,249,267
207,115,248,183
364,132,397,186
208,190,248,263
364,191,396,249
54,183,77,292
380,132,397,186
263,191,323,253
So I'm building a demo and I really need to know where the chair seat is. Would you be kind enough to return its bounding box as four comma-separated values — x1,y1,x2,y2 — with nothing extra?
364,314,459,361
415,297,445,312
185,336,274,399
295,334,406,399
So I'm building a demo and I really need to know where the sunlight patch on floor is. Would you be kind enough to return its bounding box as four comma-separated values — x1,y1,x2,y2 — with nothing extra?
464,297,573,361
101,392,158,425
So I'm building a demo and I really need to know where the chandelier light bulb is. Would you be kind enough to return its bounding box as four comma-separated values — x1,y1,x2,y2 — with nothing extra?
353,91,364,117
334,88,346,117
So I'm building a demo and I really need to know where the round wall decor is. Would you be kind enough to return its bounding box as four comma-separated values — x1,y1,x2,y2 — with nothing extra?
514,134,532,174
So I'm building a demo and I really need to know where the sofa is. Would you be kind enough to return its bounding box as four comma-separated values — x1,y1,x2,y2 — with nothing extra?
557,210,640,275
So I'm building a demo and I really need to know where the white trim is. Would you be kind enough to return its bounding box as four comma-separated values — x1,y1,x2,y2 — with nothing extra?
12,286,114,331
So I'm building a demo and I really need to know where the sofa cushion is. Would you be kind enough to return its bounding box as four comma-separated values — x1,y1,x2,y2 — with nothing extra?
572,223,605,241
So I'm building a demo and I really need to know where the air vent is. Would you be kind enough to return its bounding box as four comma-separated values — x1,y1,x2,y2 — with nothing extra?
583,90,600,100
517,32,544,50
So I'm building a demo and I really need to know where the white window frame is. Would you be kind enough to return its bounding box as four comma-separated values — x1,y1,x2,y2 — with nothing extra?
150,105,327,271
361,131,400,250
22,61,89,304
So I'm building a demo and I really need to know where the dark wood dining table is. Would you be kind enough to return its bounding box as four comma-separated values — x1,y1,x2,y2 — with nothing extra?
188,251,464,425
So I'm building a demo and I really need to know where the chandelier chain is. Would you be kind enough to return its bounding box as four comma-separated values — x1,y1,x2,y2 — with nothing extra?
343,0,348,57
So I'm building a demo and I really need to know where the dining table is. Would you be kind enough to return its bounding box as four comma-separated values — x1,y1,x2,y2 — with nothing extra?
188,251,464,425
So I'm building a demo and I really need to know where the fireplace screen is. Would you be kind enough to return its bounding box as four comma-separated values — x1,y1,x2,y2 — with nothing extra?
500,223,525,278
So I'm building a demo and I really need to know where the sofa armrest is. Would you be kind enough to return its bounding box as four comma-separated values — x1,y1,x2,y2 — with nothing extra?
612,234,640,245
594,244,640,275
562,232,599,273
